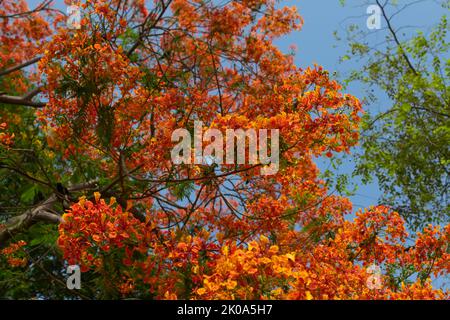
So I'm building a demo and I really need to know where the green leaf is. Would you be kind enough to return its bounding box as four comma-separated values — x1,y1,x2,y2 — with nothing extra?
20,185,38,204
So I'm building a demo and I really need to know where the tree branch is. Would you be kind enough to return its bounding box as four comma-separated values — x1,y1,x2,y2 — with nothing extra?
0,180,99,247
0,93,45,108
376,0,418,75
0,57,42,77
0,195,59,246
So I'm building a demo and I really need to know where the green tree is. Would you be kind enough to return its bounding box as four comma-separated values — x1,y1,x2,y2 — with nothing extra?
337,0,449,229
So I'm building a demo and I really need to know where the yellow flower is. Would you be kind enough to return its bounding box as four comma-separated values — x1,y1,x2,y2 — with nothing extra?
196,288,206,295
268,245,279,254
192,265,199,274
259,257,272,264
222,245,229,256
226,280,237,290
260,234,270,245
271,288,284,297
286,253,296,262
78,196,87,207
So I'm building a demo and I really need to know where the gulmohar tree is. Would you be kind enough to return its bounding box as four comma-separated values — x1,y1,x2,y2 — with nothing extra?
0,0,448,299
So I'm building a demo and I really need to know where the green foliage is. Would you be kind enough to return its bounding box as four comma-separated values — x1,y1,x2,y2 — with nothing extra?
338,2,450,229
0,83,90,299
169,180,195,200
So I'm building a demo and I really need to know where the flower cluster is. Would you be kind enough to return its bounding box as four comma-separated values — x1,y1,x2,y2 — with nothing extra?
1,240,27,267
0,122,14,148
57,195,449,299
193,207,448,300
58,193,146,272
